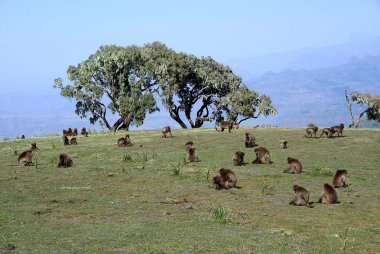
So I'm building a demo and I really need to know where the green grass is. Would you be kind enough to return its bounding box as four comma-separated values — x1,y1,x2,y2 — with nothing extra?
0,128,379,253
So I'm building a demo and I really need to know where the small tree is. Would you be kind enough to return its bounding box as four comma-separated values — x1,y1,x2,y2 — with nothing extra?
54,45,158,131
345,90,380,128
218,85,277,124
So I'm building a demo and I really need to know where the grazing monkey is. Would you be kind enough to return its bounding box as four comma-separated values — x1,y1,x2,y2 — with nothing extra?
215,120,234,133
70,138,77,145
67,128,73,136
331,123,344,137
332,169,348,188
117,137,126,147
185,141,194,150
81,128,88,137
57,154,73,168
72,128,78,136
17,145,37,166
289,185,311,206
232,151,245,166
252,147,271,164
245,133,257,148
187,147,200,162
320,127,335,138
284,157,302,174
305,126,318,138
212,168,238,190
62,135,69,145
161,126,173,138
280,140,288,149
318,183,339,204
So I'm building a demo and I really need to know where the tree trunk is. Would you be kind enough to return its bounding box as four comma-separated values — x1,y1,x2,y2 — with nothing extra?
168,107,188,129
345,90,355,128
354,110,368,128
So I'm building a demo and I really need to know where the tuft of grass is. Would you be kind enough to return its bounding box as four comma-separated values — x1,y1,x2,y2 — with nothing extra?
13,149,18,156
214,205,228,223
121,154,133,163
171,162,182,176
260,183,274,195
51,142,56,149
308,165,333,176
206,169,210,180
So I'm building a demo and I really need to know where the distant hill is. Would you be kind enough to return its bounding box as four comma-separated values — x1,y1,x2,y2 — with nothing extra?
246,55,380,127
226,36,380,79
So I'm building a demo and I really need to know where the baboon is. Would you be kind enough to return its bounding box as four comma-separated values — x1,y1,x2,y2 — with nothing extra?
245,133,257,148
232,151,245,166
30,143,39,151
318,183,339,204
212,168,238,190
21,135,25,139
72,128,78,136
81,128,88,137
67,128,73,136
62,135,69,145
280,140,288,149
117,137,126,147
215,120,234,133
331,123,344,137
332,169,348,188
320,127,335,138
17,144,38,166
187,147,200,162
70,138,77,145
124,134,133,147
252,147,271,164
57,154,73,168
305,126,318,138
233,121,239,129
289,185,311,206
63,129,68,136
161,126,173,138
185,141,194,150
284,157,303,174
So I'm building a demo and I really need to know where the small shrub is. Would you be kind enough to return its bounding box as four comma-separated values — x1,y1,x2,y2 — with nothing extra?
214,205,227,223
260,183,274,195
307,123,317,128
122,154,133,163
171,162,181,176
308,165,333,176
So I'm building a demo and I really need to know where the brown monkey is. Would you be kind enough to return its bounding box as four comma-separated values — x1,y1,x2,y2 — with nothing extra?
72,128,78,136
70,138,77,145
284,157,303,174
117,137,126,147
331,123,344,137
332,169,348,188
67,128,73,136
245,133,257,148
63,129,68,136
185,141,194,150
124,134,133,147
280,140,288,149
320,127,335,138
30,143,39,151
215,120,234,133
211,175,225,190
161,126,173,138
62,135,69,145
232,151,245,166
218,168,237,189
305,126,318,138
187,147,200,162
57,154,73,168
318,183,339,204
81,128,88,137
289,185,310,206
17,145,37,166
252,147,271,164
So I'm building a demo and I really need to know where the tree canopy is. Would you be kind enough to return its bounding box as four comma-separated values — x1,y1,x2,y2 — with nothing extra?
55,42,277,130
345,90,380,128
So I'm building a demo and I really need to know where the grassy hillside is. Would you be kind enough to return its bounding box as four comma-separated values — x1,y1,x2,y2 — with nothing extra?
0,128,379,253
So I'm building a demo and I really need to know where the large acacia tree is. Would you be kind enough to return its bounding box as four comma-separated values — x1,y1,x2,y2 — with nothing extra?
54,44,158,131
144,42,276,128
55,41,277,130
345,90,380,128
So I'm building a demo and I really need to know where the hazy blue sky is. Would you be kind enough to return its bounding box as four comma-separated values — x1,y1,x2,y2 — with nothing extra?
0,0,379,91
